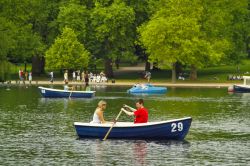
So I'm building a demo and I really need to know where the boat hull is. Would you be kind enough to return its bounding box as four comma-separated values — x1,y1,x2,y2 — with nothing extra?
38,86,95,98
74,117,192,140
233,85,250,93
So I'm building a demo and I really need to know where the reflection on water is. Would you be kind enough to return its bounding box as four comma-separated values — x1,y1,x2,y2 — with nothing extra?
0,86,249,165
133,140,147,165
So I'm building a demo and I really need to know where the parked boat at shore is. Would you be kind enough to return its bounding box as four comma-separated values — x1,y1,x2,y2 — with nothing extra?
74,117,192,140
228,76,250,93
127,83,167,94
38,86,95,98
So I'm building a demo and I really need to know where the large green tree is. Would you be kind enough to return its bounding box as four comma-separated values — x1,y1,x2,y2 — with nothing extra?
138,0,233,82
45,27,90,71
56,2,89,43
90,1,135,77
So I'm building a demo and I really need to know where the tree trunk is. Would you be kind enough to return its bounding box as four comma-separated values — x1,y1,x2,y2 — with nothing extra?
145,61,150,71
32,56,45,76
175,61,183,77
24,62,27,72
105,58,114,78
190,64,197,80
115,58,120,69
172,63,176,83
247,36,250,58
152,62,159,71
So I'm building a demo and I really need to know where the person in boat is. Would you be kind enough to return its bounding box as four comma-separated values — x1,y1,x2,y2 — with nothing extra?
91,100,108,124
121,99,148,123
64,82,75,91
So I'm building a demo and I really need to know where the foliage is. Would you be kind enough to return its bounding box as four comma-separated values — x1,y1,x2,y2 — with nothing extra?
138,0,217,68
57,2,89,43
90,1,135,60
45,27,90,70
0,17,16,60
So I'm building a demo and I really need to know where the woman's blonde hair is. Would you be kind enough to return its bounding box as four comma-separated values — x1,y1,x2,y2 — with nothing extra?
98,100,107,108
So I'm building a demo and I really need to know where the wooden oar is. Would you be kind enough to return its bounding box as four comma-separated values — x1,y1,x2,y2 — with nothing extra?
69,89,73,99
103,110,123,141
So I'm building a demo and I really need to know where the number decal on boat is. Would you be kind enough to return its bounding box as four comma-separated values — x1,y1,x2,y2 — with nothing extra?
41,90,45,94
171,122,183,132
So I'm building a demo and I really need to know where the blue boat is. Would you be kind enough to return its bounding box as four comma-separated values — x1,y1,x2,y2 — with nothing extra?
228,76,250,93
74,117,192,140
38,86,95,98
127,84,167,94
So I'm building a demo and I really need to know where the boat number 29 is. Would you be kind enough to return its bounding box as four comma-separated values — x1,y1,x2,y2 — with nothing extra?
171,122,183,132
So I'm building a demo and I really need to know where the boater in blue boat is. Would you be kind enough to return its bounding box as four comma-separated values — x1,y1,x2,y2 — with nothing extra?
121,99,148,123
64,82,75,91
91,100,109,124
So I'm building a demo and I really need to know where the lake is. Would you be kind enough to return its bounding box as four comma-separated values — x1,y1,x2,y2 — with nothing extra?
0,85,249,165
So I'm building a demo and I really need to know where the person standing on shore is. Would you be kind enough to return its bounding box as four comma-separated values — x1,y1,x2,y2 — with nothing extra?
76,70,81,82
25,71,28,81
84,71,89,86
28,71,32,83
50,71,54,83
72,71,76,82
81,71,85,82
19,69,23,81
144,71,151,83
64,70,68,83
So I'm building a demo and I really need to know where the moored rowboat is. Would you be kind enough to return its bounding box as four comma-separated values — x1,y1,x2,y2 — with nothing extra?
74,117,192,140
228,76,250,93
38,86,95,98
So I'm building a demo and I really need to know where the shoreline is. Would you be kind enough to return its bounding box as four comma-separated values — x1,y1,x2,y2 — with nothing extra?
1,80,233,88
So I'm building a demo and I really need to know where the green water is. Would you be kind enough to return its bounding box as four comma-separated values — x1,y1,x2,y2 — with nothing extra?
0,85,249,165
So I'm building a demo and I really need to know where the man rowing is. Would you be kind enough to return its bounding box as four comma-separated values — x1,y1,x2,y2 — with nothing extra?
121,99,148,123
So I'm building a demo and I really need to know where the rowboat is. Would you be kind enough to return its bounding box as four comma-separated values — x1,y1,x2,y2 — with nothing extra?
127,84,167,94
228,76,250,93
74,117,192,140
38,86,95,98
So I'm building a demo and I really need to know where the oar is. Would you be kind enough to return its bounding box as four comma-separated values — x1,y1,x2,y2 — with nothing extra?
103,110,123,141
69,90,73,99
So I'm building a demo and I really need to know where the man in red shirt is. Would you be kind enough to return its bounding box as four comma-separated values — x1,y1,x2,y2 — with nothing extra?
121,99,148,123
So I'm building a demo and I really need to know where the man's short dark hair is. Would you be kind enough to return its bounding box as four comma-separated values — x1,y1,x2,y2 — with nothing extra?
137,99,144,105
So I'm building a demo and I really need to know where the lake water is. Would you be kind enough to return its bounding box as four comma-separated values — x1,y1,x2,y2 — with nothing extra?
0,85,249,165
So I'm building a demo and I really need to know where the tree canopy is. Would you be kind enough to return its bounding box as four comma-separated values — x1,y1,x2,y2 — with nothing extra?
45,27,90,71
0,0,249,80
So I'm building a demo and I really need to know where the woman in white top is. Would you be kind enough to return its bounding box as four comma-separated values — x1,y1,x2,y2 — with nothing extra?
91,100,107,124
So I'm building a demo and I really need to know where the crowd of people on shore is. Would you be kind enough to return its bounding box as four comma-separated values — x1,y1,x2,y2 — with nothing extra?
18,69,108,85
18,69,32,82
62,70,108,85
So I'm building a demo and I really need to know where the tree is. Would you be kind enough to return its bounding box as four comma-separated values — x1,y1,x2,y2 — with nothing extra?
138,0,231,82
90,1,135,77
56,2,89,43
45,27,90,71
0,17,16,60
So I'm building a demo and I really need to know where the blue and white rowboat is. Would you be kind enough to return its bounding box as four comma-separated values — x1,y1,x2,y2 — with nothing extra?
38,86,95,98
74,117,192,140
127,84,167,94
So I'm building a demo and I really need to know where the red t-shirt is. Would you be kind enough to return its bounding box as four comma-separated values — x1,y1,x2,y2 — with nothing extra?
134,107,148,123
